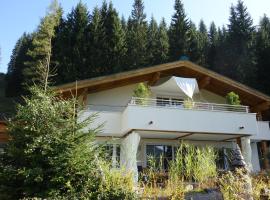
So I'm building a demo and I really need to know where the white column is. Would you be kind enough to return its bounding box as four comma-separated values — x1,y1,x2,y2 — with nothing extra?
241,137,253,171
251,142,261,172
120,132,141,183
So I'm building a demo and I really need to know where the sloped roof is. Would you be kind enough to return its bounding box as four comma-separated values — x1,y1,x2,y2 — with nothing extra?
54,60,270,112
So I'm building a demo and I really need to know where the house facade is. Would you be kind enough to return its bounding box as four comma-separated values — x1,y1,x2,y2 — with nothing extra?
56,61,270,177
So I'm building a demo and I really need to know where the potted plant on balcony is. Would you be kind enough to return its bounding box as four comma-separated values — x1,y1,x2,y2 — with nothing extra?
132,83,151,105
183,98,194,109
226,91,241,111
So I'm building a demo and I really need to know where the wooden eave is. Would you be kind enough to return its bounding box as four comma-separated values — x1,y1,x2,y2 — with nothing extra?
54,60,270,112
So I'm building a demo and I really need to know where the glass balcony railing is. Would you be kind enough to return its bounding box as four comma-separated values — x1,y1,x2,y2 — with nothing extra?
129,97,250,113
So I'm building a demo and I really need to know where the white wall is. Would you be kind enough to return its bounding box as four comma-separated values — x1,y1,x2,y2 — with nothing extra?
87,84,137,111
122,105,258,135
80,110,122,136
252,121,270,140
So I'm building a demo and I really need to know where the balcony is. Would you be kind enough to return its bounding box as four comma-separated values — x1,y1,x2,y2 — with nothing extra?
81,97,258,138
129,97,250,113
121,97,257,136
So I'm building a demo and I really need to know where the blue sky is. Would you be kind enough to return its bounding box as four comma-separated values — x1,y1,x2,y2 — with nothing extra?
0,0,270,73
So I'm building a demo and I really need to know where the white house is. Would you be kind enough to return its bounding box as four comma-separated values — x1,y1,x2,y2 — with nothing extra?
55,60,270,177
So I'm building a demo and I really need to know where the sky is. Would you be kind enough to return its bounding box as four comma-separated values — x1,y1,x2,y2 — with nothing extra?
0,0,270,73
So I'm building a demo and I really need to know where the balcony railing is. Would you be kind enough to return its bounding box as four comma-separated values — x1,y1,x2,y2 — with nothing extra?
128,97,250,113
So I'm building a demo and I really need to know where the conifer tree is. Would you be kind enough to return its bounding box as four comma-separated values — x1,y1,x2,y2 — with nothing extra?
197,20,209,66
102,2,126,74
146,16,159,65
54,1,89,83
125,0,148,69
207,22,218,70
256,15,270,94
87,6,106,77
156,18,169,64
226,0,256,85
5,33,33,97
187,22,201,63
169,0,190,61
24,0,62,90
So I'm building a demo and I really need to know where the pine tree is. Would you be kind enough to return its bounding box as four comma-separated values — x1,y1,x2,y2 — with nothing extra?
101,2,126,74
156,18,169,64
5,33,33,97
146,16,159,65
187,22,200,62
87,6,105,77
24,0,62,90
169,0,190,61
256,15,270,94
54,1,89,83
227,0,256,85
125,0,148,69
197,20,209,66
207,22,218,70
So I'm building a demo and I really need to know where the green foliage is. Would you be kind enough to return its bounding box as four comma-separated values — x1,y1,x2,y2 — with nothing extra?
25,0,62,90
97,166,138,200
256,15,270,94
219,168,252,200
169,142,217,183
53,1,89,83
133,83,151,105
169,0,190,61
125,0,148,69
6,0,270,98
226,91,241,105
183,98,194,109
0,86,103,199
5,33,33,97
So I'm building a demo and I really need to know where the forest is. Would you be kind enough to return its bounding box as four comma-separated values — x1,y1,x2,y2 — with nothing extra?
4,0,270,97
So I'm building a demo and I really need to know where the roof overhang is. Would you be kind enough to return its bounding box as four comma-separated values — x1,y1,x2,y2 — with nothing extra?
54,60,270,112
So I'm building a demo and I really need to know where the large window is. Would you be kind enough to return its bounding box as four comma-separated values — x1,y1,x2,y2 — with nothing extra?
104,144,121,168
146,145,173,170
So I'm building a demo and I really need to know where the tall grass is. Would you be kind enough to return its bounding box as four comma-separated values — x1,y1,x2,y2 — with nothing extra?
169,142,217,184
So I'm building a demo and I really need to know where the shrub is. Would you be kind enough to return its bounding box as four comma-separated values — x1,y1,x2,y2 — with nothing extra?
183,98,194,109
226,91,241,105
219,168,252,200
97,165,138,200
133,83,151,105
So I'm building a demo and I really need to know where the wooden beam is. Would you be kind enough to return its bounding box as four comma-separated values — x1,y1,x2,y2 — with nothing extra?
198,76,211,89
261,141,270,170
251,101,270,112
148,72,161,86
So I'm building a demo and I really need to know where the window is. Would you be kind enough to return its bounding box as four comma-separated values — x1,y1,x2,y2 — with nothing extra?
104,144,121,168
146,145,173,171
156,97,170,106
171,98,183,106
156,97,183,107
